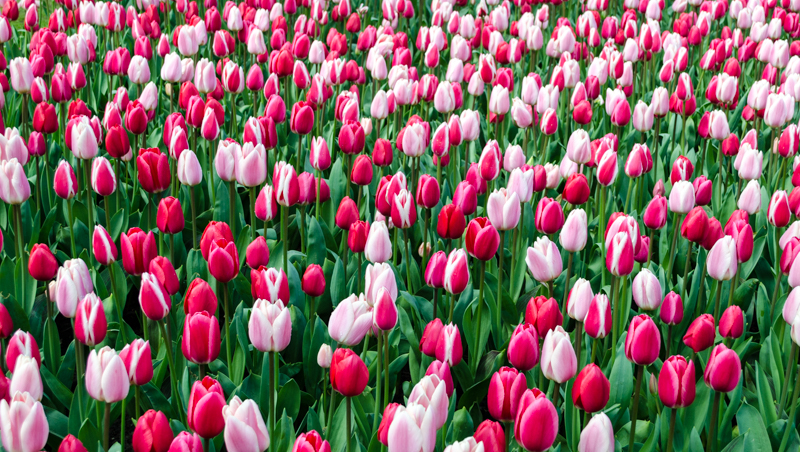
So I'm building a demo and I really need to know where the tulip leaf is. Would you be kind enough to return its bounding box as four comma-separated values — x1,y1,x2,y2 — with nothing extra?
681,383,711,443
78,417,101,452
307,217,326,267
446,408,474,443
230,345,246,386
276,378,301,421
328,399,349,452
607,346,634,426
110,208,128,241
739,231,767,280
44,406,69,441
755,362,778,427
141,381,176,419
736,403,772,452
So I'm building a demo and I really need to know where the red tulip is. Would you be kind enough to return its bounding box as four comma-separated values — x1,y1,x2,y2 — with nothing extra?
330,347,369,397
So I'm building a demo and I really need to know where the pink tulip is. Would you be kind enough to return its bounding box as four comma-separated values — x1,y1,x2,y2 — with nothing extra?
119,339,153,386
248,298,292,352
514,388,558,452
624,314,661,366
85,346,130,402
0,392,49,452
541,326,577,383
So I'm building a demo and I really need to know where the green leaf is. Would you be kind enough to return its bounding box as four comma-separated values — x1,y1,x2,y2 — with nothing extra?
276,378,301,421
230,346,246,386
141,382,175,418
43,317,61,374
755,362,778,427
307,217,326,267
41,365,73,410
736,403,772,452
447,408,474,443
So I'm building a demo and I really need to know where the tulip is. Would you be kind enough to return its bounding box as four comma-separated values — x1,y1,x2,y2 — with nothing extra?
625,314,661,365
0,392,49,452
660,292,684,325
683,314,716,353
577,413,614,452
525,236,563,284
704,344,741,392
560,209,588,252
28,244,58,281
488,366,527,422
659,356,696,408
0,159,31,205
182,310,221,365
55,259,94,318
514,389,558,452
444,249,470,295
75,293,107,347
719,305,744,339
5,330,40,373
535,197,565,233
606,231,634,276
85,346,130,403
137,148,171,193
132,410,173,452
156,197,184,234
331,348,369,397
184,278,219,315
572,363,610,413
249,298,292,353
632,269,662,310
500,323,536,374
541,326,578,383
168,433,203,452
223,398,270,452
465,217,500,261
738,180,762,214
707,236,738,281
59,435,88,452
525,296,563,338
9,355,42,401
187,377,226,439
207,238,239,283
119,339,153,386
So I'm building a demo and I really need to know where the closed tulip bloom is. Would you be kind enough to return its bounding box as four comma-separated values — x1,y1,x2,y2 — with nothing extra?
85,346,130,402
424,251,447,289
0,392,49,452
182,311,221,365
707,236,738,280
719,305,744,339
478,141,501,181
235,142,268,187
566,278,593,322
53,160,77,200
525,296,563,337
0,159,31,205
365,262,398,306
55,259,94,318
566,129,591,164
435,323,463,366
9,355,42,401
541,326,578,383
488,366,527,422
274,161,300,207
514,388,558,452
329,294,373,346
704,344,741,392
177,150,202,186
330,347,369,397
669,180,696,214
364,220,392,263
184,278,218,315
559,209,588,252
577,413,614,452
222,398,269,452
735,144,763,181
5,331,40,373
525,236,563,283
119,339,153,386
644,195,668,229
59,435,88,452
207,238,239,283
660,292,684,325
738,180,762,214
535,197,564,233
416,175,440,209
75,293,107,347
121,227,157,275
139,272,171,321
769,190,792,227
693,176,713,206
658,356,696,408
244,237,270,270
91,157,116,196
606,231,634,276
187,377,226,439
487,189,521,230
465,217,500,261
301,265,327,297
572,364,610,413
508,323,539,371
132,410,173,452
624,314,660,365
310,137,331,171
632,268,662,310
249,298,291,353
168,432,203,452
137,148,171,193
157,197,184,234
214,140,238,182
683,314,716,353
28,244,58,281
444,249,470,295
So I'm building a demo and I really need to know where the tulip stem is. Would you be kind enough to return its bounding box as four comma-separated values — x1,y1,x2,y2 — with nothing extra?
102,401,110,452
228,181,237,238
779,343,797,415
422,209,430,272
269,351,276,436
680,242,693,302
73,323,84,419
575,322,583,368
599,186,607,286
779,353,800,452
120,397,126,449
158,319,183,423
713,279,724,321
384,330,390,408
562,252,574,315
611,276,620,357
552,382,561,411
404,229,413,293
497,230,506,341
706,390,721,452
190,186,198,249
223,283,232,369
327,380,336,433
629,364,643,452
108,264,127,344
248,186,257,240
666,325,672,358
473,261,487,374
666,213,682,284
282,206,289,276
315,169,322,222
666,408,677,452
346,396,353,452
373,333,382,435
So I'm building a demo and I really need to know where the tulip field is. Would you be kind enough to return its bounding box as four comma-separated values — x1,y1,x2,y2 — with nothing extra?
3,0,800,450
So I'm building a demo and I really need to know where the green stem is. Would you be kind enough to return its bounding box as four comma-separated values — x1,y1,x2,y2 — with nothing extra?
108,265,127,343
269,351,276,436
229,181,237,238
73,324,84,419
497,230,505,341
562,252,574,314
713,279,724,321
282,206,288,276
779,342,797,415
779,353,800,452
223,283,231,367
384,331,390,408
629,364,644,452
346,397,352,452
120,397,126,449
404,229,412,293
666,213,682,283
611,276,620,355
707,391,721,452
157,320,182,423
666,408,677,452
373,332,382,435
190,186,198,249
473,261,486,373
680,242,693,302
103,402,110,451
